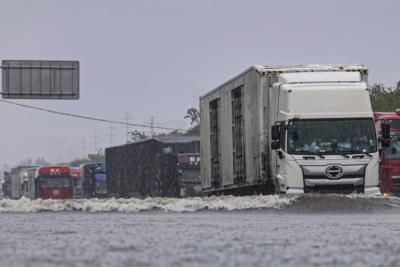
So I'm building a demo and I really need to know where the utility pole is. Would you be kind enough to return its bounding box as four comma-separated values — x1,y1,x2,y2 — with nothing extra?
108,123,114,146
125,112,130,143
68,147,73,162
93,132,98,153
150,116,154,137
82,137,86,159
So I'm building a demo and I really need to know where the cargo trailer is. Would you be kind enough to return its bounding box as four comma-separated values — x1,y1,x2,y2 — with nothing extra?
6,166,38,199
21,167,40,199
106,136,200,198
2,171,11,199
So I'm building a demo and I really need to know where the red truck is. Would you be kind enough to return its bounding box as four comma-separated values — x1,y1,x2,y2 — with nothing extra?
37,166,74,199
374,110,400,195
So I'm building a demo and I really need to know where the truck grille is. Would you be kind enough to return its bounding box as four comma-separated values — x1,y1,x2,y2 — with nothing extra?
304,184,364,194
303,174,362,180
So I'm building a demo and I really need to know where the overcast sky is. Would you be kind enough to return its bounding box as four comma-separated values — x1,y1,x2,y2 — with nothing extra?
0,0,399,166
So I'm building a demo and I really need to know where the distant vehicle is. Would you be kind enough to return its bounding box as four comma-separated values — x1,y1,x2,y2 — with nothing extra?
374,110,400,195
177,153,202,197
36,166,74,199
70,167,83,198
21,167,40,199
80,163,107,198
106,136,200,198
200,64,388,195
3,166,38,199
3,171,12,198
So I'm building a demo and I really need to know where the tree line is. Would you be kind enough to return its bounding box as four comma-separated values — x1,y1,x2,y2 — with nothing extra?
370,82,400,111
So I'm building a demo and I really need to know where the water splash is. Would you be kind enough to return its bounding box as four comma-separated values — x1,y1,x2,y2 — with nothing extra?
0,194,397,213
0,195,297,213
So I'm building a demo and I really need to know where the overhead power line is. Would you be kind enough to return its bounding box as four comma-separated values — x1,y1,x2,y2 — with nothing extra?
0,99,185,132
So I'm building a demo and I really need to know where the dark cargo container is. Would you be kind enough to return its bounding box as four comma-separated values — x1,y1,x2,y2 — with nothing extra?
105,136,200,198
2,171,11,199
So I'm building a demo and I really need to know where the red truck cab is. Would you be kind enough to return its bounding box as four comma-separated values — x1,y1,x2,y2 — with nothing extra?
374,110,400,195
37,166,74,199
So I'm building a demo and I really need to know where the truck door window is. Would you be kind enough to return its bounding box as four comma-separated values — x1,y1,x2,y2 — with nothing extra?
383,136,400,160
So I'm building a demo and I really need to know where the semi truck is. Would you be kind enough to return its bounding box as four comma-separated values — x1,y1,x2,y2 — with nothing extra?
80,162,107,198
3,166,38,199
374,110,400,194
200,64,384,195
70,167,83,198
36,166,74,199
106,136,200,198
177,153,202,197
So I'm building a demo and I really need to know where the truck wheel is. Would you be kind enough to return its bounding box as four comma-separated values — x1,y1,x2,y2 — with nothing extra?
273,179,280,195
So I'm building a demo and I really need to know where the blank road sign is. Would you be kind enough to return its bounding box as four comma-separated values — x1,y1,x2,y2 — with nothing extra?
1,60,79,99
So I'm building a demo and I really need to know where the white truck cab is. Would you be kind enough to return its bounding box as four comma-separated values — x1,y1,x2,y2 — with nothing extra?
271,71,379,194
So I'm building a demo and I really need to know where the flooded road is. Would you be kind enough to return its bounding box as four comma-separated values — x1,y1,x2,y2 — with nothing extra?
1,195,400,267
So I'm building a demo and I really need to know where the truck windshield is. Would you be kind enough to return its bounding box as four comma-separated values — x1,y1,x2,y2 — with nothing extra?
383,135,400,160
178,169,201,183
287,118,377,155
39,177,72,188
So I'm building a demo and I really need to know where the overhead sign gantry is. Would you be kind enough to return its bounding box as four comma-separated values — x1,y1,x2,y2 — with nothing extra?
1,60,79,99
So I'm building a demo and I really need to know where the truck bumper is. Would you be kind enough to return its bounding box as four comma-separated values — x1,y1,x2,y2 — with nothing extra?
286,188,305,194
304,178,364,187
364,186,381,196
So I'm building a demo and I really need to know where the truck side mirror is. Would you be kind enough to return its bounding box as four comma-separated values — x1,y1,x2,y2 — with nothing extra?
271,125,281,150
271,125,280,141
382,123,390,139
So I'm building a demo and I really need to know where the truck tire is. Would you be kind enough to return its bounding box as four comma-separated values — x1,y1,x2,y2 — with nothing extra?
273,178,280,195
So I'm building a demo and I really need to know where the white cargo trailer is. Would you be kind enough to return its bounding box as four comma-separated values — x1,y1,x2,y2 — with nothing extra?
9,166,38,199
21,167,39,199
200,64,380,195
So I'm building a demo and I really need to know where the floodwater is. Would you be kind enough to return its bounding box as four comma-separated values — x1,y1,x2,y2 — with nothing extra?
1,195,400,267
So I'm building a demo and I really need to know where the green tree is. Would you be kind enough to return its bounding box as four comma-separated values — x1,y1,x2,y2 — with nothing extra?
369,83,400,112
184,107,200,125
184,107,200,136
129,130,148,142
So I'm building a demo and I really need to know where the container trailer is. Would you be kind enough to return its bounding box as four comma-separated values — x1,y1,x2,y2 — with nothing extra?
5,166,38,199
21,167,40,199
106,136,200,198
200,64,385,195
2,171,11,198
